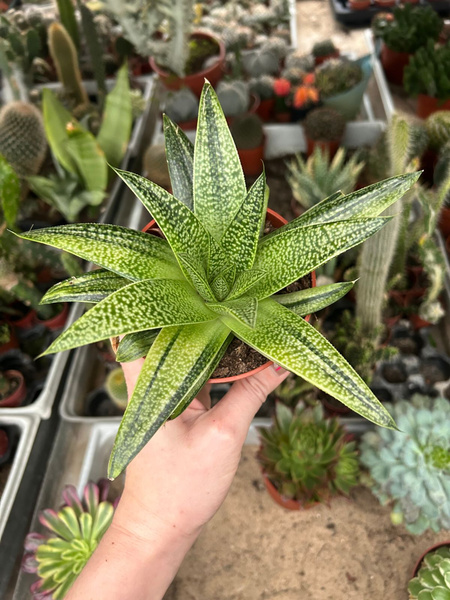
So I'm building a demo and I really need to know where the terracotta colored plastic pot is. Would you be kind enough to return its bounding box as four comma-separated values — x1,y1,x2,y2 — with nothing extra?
0,369,27,408
306,138,340,158
178,118,198,132
256,98,275,122
149,32,225,97
412,542,450,578
380,44,411,86
237,143,265,176
440,207,450,238
274,112,291,123
315,51,340,66
349,0,371,10
8,307,36,330
37,303,69,332
417,95,450,119
409,313,432,330
262,474,320,511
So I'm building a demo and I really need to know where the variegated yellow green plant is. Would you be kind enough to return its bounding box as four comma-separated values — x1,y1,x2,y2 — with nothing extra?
17,82,419,479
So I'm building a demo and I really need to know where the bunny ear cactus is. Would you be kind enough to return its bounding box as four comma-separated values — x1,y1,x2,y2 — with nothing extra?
18,82,419,479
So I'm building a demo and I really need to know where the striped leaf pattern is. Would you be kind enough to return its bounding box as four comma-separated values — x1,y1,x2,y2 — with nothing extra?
41,270,128,304
274,281,355,316
115,330,160,362
162,115,194,209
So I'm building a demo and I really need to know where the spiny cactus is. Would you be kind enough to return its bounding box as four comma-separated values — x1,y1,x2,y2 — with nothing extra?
260,37,289,59
105,367,128,410
230,113,264,149
164,88,199,124
143,144,171,189
426,111,450,151
408,547,450,599
258,402,359,505
360,395,450,535
312,39,338,58
0,101,47,178
286,146,365,210
316,59,363,98
285,52,314,73
304,107,346,142
404,40,450,102
244,49,280,78
216,80,249,117
48,22,88,107
249,75,275,100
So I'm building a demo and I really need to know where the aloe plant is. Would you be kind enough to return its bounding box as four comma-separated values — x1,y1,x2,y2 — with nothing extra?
18,83,418,479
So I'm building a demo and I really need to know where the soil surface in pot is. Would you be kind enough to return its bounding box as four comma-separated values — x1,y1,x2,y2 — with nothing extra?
164,446,450,600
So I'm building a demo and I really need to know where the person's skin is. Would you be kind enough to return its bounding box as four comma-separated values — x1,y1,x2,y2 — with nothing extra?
66,358,289,600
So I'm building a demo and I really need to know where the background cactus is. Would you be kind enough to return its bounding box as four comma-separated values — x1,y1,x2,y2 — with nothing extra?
0,101,47,178
312,39,338,58
244,48,280,77
164,88,199,124
216,80,249,117
404,40,450,102
316,59,363,97
408,547,450,599
143,144,171,190
426,111,450,151
105,367,128,410
360,395,450,535
304,107,346,142
230,113,264,149
249,75,275,100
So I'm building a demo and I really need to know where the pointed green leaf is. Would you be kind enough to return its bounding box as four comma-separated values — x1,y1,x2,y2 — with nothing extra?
220,171,268,275
42,88,78,175
39,509,76,542
108,320,232,478
227,268,267,300
193,82,246,239
207,297,258,328
65,124,108,192
177,252,216,301
115,329,160,362
274,281,355,316
0,154,20,228
16,224,182,281
41,269,129,304
210,264,236,301
223,298,396,429
42,280,216,355
249,218,391,299
163,115,194,209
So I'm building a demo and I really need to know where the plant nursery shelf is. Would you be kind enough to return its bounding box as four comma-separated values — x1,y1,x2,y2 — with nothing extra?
329,0,450,27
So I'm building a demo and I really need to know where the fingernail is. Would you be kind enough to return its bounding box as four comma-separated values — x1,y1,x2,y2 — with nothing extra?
272,363,288,376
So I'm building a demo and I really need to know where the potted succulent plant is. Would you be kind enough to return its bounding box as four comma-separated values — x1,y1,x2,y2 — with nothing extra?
273,77,292,122
404,41,450,119
360,395,450,535
18,82,417,479
230,113,265,176
258,402,359,510
409,544,450,599
312,39,340,66
0,369,26,408
105,367,128,411
290,75,320,122
163,87,199,131
249,75,276,122
303,107,346,157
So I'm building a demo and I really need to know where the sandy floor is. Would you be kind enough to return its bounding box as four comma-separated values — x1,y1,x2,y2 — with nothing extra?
165,446,450,600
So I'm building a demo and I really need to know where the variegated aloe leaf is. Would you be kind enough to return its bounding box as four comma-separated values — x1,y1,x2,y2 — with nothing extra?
115,330,160,362
227,269,267,300
193,82,246,239
248,217,390,299
16,224,182,281
274,281,355,316
162,115,194,209
177,253,215,301
210,264,236,301
41,270,128,304
207,297,258,328
41,280,216,356
223,298,396,429
108,321,232,479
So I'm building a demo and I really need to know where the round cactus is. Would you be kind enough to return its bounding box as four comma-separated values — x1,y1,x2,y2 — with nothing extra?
408,546,450,599
0,101,47,177
143,144,171,190
216,80,249,117
244,49,280,78
249,75,275,100
105,367,128,410
164,88,199,124
304,107,346,142
230,113,264,149
360,395,450,535
316,59,363,98
426,111,450,151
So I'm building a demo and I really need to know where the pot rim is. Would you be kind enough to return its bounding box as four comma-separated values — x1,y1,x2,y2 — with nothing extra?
412,541,450,578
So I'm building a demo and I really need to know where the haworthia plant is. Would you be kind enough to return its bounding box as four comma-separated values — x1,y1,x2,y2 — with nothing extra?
18,82,419,479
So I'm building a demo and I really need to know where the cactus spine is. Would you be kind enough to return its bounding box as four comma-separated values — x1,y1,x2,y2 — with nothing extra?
48,22,88,107
0,101,47,177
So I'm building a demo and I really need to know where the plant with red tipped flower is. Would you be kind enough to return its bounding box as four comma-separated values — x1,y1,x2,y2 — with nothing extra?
22,480,117,599
273,77,291,97
292,85,319,110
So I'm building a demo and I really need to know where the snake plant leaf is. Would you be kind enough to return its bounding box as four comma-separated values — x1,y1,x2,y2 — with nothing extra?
65,126,108,192
274,281,355,316
16,224,182,281
193,82,246,239
108,321,232,479
210,264,236,301
248,218,391,299
41,280,216,356
97,63,132,168
220,171,267,274
115,330,160,362
207,297,258,328
224,298,396,429
162,115,194,209
42,89,77,175
227,269,267,300
177,252,216,301
41,270,129,304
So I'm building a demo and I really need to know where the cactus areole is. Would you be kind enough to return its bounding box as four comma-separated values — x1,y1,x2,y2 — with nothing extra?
18,82,419,478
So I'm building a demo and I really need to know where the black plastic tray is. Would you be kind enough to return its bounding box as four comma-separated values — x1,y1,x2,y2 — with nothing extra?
329,0,450,27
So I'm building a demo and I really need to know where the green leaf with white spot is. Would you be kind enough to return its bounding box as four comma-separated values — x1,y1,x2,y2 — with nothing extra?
115,329,160,362
163,115,194,209
274,281,355,316
227,269,266,300
223,298,396,429
108,320,231,478
16,224,182,282
41,269,128,304
210,264,236,301
41,280,216,355
207,297,258,327
177,252,215,301
193,82,246,239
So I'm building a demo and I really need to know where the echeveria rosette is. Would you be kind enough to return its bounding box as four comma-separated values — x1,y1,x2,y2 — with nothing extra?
17,82,419,479
22,480,116,599
360,395,450,535
408,546,450,600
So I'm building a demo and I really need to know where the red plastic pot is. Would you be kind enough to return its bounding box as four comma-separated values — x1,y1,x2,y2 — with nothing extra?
412,542,450,578
262,474,320,511
380,44,411,86
8,307,36,330
0,324,18,354
0,369,26,408
306,137,340,158
274,112,291,123
237,143,265,176
315,51,340,66
349,0,371,9
417,95,450,119
256,98,275,122
409,313,432,330
37,303,69,332
149,32,225,97
374,0,396,6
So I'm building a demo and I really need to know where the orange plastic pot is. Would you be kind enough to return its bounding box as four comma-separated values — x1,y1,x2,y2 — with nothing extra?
149,32,225,97
380,44,411,86
262,474,320,511
349,0,371,9
374,0,395,6
237,143,265,177
417,95,450,119
0,369,26,408
306,138,340,158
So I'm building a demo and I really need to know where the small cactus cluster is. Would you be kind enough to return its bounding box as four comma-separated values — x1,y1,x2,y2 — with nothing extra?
216,80,250,117
105,367,128,410
316,58,363,98
258,402,359,505
360,395,450,535
230,113,264,149
249,75,275,100
0,101,47,178
408,546,450,600
164,88,199,124
312,39,338,58
304,107,346,142
426,111,450,151
143,144,171,190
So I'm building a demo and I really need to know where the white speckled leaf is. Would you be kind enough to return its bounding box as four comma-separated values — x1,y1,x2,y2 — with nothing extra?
41,280,216,355
207,297,258,327
163,115,194,209
224,298,396,429
41,269,128,304
274,281,355,316
177,253,215,301
210,264,236,301
220,171,267,274
115,330,160,362
108,320,232,478
227,269,266,300
249,218,390,299
17,224,182,282
193,82,246,239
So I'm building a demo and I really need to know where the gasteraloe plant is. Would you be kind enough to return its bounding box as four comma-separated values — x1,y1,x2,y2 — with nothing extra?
17,82,418,478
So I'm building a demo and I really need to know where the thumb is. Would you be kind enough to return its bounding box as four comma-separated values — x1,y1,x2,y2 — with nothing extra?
207,364,289,441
